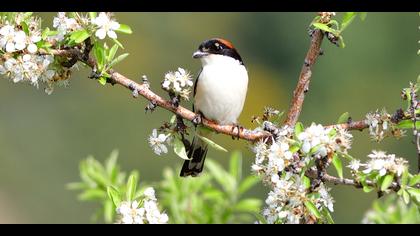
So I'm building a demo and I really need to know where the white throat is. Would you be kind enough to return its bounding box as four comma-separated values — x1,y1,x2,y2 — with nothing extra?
199,54,242,67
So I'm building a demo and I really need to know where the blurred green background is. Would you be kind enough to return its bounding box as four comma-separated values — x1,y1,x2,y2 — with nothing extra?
0,12,418,223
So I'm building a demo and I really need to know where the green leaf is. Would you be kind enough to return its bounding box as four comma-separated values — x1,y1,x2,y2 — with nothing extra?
401,169,409,188
304,201,321,218
173,137,189,160
303,175,311,189
70,29,90,44
294,122,304,138
107,186,122,207
312,23,339,35
409,174,420,186
105,149,119,176
115,24,133,34
196,134,228,152
78,189,106,201
234,199,262,212
396,120,420,129
238,175,260,195
322,208,335,224
339,35,346,48
341,12,357,32
381,174,394,191
229,151,242,182
107,44,119,62
337,112,350,124
104,199,114,223
363,185,374,193
93,43,106,71
403,190,411,204
98,77,107,85
108,53,129,68
407,188,420,201
126,172,138,201
113,38,124,49
20,21,29,35
89,12,97,19
332,154,343,179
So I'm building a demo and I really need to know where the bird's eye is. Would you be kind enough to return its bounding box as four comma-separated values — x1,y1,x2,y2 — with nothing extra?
202,47,209,52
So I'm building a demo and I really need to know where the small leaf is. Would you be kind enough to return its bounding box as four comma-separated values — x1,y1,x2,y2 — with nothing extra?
173,137,189,160
107,186,121,207
20,21,29,34
322,208,335,224
126,172,138,201
409,174,420,186
381,174,394,191
238,175,260,195
337,112,350,124
107,44,119,62
396,120,420,129
401,169,409,188
312,23,339,35
78,189,106,201
93,43,106,71
302,175,311,189
229,151,242,182
304,201,321,218
98,77,107,85
339,35,346,48
115,24,133,34
332,154,343,179
196,134,228,152
108,53,129,68
70,29,90,44
403,190,411,204
234,199,262,212
104,199,114,223
407,188,420,201
363,185,374,193
294,122,304,137
113,39,124,49
341,12,357,32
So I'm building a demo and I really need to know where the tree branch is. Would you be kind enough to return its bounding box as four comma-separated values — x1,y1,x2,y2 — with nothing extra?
408,83,420,173
306,169,401,192
283,13,329,127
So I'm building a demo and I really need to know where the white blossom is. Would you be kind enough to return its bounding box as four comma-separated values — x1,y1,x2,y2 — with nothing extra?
148,129,169,155
348,159,361,171
162,68,194,100
52,12,81,40
116,187,168,224
362,150,408,177
92,12,120,40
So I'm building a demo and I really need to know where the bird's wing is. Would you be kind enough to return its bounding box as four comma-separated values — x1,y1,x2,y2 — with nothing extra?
192,67,203,112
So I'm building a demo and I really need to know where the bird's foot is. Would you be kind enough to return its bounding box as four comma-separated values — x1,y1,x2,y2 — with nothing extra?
231,124,243,140
192,113,203,127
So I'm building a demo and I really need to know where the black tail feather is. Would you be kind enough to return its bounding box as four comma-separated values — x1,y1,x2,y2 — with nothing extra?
180,137,208,177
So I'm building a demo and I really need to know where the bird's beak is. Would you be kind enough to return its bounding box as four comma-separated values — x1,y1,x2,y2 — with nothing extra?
192,50,208,59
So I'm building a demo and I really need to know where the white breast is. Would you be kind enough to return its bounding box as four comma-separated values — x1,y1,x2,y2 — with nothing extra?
194,54,248,125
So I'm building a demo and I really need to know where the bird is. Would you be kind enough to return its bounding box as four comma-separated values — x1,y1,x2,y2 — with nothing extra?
180,38,249,177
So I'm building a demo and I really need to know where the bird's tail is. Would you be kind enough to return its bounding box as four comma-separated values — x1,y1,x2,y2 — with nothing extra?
180,133,209,177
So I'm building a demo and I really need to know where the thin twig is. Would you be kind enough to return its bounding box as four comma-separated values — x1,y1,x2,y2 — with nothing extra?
409,82,420,173
284,13,328,127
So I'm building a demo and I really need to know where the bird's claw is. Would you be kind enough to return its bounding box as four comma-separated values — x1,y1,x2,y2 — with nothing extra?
231,124,243,140
192,113,203,127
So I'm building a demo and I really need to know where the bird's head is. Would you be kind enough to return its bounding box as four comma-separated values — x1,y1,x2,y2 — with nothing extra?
192,38,244,65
